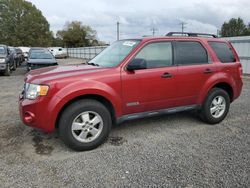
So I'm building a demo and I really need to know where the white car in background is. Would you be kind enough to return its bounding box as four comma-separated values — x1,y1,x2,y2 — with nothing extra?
18,47,30,59
48,47,68,59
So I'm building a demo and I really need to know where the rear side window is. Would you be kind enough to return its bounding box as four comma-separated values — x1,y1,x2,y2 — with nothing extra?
174,41,208,65
208,42,236,63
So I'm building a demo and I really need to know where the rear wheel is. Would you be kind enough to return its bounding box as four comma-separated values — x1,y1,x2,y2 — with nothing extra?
59,99,112,151
199,88,230,124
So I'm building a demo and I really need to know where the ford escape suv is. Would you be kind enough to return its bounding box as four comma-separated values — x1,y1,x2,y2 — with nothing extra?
19,32,243,151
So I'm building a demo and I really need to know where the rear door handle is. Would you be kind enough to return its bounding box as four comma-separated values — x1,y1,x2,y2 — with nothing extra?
203,68,213,74
161,72,172,78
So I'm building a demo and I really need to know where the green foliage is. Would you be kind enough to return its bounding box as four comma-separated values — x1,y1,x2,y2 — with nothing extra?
221,17,250,37
57,21,98,47
0,0,52,46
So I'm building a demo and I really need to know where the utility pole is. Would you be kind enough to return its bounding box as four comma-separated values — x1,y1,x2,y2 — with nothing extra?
117,21,120,40
151,27,157,36
180,22,187,35
217,29,220,37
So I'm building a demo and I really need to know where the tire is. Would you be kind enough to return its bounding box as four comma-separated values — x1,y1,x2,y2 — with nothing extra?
59,99,112,151
12,61,17,71
4,64,11,76
199,88,230,124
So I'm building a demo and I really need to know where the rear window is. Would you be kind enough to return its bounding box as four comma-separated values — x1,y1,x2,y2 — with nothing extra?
174,41,208,65
208,42,236,63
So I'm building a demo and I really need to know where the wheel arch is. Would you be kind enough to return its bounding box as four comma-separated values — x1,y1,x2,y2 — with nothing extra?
212,82,234,102
55,94,116,129
199,81,235,105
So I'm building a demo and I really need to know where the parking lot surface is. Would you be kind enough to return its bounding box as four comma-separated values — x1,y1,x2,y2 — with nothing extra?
0,59,249,187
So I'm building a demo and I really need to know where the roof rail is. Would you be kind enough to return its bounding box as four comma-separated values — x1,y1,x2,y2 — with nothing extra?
166,32,218,38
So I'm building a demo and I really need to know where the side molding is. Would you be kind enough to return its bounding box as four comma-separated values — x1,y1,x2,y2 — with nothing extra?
117,104,200,124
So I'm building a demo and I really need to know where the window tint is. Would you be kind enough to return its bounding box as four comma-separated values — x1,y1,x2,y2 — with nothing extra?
134,42,172,68
209,42,236,63
175,41,208,65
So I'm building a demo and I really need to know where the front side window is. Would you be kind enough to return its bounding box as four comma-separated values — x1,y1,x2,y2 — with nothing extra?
89,40,140,67
175,41,208,65
133,42,173,68
208,42,236,63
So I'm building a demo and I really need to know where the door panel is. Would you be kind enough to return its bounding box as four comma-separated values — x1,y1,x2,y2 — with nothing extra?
174,41,217,106
121,41,177,115
121,67,177,114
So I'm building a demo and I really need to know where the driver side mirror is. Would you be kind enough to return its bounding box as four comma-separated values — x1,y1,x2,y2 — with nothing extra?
127,58,146,71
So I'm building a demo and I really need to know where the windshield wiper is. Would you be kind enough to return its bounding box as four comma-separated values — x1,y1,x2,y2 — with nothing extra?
87,62,99,66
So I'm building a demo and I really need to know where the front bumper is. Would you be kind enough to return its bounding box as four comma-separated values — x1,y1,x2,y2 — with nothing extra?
27,63,58,70
19,95,56,133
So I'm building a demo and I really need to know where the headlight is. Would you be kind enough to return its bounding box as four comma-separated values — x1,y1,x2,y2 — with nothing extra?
25,83,49,100
0,58,5,63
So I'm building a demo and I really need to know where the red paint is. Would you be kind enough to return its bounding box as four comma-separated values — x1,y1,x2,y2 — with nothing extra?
19,36,243,132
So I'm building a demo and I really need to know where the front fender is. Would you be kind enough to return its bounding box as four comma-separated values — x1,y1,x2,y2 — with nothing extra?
46,80,122,130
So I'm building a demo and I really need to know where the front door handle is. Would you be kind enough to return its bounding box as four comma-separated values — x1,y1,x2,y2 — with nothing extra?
161,72,172,78
203,68,213,74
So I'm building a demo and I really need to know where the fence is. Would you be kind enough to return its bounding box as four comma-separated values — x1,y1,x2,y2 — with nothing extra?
66,46,107,61
224,36,250,74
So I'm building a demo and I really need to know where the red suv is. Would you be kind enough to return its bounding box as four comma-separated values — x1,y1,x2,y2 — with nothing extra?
19,32,243,151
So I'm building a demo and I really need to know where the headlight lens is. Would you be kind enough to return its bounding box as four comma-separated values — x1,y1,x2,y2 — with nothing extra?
0,58,5,63
25,83,49,100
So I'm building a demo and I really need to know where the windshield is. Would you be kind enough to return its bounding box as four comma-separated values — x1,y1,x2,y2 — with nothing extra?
9,47,15,53
0,47,6,54
89,40,140,67
30,52,54,59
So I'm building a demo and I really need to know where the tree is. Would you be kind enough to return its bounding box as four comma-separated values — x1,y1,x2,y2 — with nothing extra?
57,21,98,47
0,0,52,46
221,17,250,37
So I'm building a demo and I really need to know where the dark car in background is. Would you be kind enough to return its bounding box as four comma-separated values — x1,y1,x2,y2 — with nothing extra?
8,47,18,70
27,49,58,71
0,45,15,76
15,47,25,64
19,47,30,60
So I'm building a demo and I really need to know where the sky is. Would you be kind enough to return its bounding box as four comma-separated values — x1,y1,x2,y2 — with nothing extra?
28,0,250,43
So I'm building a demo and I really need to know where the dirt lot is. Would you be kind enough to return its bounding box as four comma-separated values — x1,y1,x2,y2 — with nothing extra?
0,59,249,187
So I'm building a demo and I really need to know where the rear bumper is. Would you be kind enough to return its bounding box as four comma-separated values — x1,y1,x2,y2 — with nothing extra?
55,54,67,58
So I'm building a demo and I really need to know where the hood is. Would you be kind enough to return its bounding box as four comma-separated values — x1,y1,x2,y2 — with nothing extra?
27,58,57,64
25,64,107,84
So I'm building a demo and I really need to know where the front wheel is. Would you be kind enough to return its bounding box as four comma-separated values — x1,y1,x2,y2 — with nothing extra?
59,99,112,151
199,88,230,124
12,61,17,71
4,64,11,76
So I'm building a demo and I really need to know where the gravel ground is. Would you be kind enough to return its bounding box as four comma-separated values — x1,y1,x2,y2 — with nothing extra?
0,59,249,187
